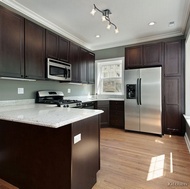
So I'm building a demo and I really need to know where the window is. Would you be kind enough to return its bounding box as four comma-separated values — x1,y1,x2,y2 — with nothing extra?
95,57,124,95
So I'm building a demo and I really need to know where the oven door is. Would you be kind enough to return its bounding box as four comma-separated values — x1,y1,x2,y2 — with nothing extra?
82,102,96,109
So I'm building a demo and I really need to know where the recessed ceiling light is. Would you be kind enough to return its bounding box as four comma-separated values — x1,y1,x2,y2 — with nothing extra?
168,21,175,27
148,21,156,26
96,35,100,38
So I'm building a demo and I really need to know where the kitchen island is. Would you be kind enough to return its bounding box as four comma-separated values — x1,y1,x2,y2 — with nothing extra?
0,104,103,189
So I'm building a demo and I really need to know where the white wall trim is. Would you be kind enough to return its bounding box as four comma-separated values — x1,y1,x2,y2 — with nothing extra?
184,133,190,153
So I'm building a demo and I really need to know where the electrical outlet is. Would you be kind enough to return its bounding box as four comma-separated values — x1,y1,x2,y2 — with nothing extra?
68,88,71,93
18,88,24,94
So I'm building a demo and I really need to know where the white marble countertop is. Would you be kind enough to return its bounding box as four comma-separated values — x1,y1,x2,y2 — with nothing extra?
0,104,103,128
64,95,124,103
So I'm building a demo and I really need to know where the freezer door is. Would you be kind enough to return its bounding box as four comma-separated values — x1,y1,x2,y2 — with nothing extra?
124,69,140,131
140,67,162,134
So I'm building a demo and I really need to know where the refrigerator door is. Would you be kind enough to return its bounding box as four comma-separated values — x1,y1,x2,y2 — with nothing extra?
124,69,140,131
140,67,162,134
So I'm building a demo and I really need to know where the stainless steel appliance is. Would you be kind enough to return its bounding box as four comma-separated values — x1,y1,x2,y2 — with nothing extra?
124,67,162,135
82,101,96,109
47,58,71,81
36,90,82,108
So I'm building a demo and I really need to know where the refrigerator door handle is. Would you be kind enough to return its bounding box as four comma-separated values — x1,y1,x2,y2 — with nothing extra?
137,78,139,105
139,78,142,105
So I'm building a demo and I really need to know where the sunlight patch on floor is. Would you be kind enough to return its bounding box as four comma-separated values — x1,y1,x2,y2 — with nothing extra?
170,152,173,173
155,139,164,144
147,154,165,181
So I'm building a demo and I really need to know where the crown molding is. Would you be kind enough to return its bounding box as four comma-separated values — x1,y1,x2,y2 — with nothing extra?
1,0,91,49
91,31,184,51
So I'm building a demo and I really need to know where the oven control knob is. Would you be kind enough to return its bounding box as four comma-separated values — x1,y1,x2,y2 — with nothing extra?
67,104,69,107
63,105,66,108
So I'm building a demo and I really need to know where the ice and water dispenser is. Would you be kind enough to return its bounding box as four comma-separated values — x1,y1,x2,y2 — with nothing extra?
126,84,136,99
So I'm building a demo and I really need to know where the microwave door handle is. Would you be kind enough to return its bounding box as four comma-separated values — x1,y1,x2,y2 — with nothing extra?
65,69,67,79
68,69,70,78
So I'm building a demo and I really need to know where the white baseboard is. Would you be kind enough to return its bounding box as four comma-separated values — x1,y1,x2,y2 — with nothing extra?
184,133,190,153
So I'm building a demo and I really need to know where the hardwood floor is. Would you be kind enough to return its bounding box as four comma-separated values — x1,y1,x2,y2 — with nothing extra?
0,178,19,189
93,128,190,189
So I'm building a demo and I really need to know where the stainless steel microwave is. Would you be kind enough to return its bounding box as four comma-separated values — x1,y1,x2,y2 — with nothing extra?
47,58,71,81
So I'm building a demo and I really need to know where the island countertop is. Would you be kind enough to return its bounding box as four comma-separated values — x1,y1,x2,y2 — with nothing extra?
0,104,103,128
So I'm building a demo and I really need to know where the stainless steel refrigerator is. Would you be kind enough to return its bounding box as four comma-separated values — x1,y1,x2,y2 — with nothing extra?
124,67,162,135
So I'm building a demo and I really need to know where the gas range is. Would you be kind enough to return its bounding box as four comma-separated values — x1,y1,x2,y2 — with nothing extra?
57,100,82,108
36,91,82,108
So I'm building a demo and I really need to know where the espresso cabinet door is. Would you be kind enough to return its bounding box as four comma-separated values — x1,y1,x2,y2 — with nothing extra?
125,46,142,69
80,48,88,83
163,39,185,135
143,42,163,66
46,30,59,59
164,40,182,76
25,20,45,79
58,37,70,62
70,42,80,82
0,6,24,77
72,116,99,189
164,77,184,135
97,101,109,127
110,101,124,129
88,52,95,84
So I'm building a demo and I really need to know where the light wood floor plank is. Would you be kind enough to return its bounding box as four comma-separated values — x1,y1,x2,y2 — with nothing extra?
93,128,190,189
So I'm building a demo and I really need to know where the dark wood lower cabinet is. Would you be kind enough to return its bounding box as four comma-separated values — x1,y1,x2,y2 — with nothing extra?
96,100,124,129
96,101,110,127
0,115,100,189
109,101,124,129
164,76,185,135
72,116,100,189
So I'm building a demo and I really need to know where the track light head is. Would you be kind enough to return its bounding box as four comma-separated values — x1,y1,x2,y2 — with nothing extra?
90,4,119,34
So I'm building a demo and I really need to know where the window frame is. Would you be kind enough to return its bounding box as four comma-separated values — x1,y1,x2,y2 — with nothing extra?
95,57,124,95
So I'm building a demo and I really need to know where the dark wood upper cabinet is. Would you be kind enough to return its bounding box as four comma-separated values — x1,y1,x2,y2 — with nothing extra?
0,6,24,78
70,44,95,84
125,42,163,68
58,37,70,62
125,46,142,69
25,20,45,79
46,30,58,59
164,40,182,76
70,42,80,82
80,48,88,83
88,52,95,84
46,30,70,62
143,42,163,66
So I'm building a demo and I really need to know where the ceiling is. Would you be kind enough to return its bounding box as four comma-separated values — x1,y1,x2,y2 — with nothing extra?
1,0,190,50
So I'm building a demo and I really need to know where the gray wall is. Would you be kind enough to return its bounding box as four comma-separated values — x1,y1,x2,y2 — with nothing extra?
0,79,94,100
94,46,125,60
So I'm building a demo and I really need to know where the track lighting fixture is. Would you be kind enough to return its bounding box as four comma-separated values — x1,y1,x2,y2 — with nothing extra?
90,4,119,34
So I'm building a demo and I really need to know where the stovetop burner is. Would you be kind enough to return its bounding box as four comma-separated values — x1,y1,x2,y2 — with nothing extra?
57,100,82,108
